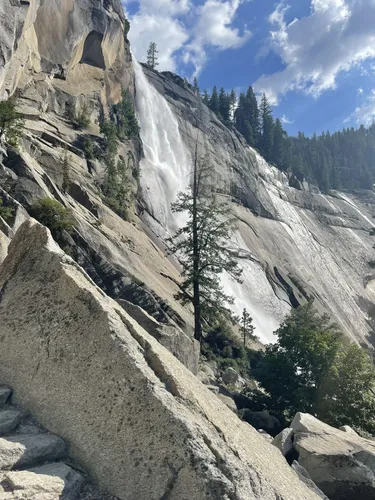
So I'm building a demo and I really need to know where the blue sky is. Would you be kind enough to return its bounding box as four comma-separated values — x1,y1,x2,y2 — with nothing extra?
122,0,375,136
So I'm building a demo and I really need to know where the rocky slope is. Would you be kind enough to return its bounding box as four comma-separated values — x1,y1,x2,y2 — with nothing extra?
0,219,322,500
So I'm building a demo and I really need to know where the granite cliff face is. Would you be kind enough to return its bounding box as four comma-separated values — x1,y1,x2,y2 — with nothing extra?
1,0,375,348
140,65,375,345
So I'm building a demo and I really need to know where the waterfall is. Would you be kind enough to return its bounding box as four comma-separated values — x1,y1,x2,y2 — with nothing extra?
134,60,281,343
133,58,191,236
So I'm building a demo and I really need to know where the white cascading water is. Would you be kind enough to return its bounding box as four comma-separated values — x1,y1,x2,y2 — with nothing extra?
133,58,191,237
134,59,281,343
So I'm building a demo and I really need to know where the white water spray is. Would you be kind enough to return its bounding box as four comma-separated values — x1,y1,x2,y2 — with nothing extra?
133,59,191,236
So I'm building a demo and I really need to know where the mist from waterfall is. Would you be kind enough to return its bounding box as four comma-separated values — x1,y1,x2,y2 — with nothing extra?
133,58,191,237
134,60,280,343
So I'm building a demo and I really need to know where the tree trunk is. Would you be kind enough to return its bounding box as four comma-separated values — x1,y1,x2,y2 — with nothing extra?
192,144,202,344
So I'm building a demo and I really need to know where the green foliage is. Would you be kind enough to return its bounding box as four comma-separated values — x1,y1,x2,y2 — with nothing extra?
193,77,200,95
100,120,119,158
241,308,257,346
0,98,24,146
67,104,90,130
112,89,140,139
259,93,274,162
219,87,230,122
30,197,75,243
209,86,220,115
202,319,251,375
102,157,132,219
252,302,375,434
62,148,70,193
169,155,242,338
82,136,96,160
147,42,159,69
0,198,13,222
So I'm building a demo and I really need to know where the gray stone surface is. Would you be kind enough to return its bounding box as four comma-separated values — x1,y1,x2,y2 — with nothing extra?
118,299,200,374
291,412,375,500
291,461,329,500
272,428,294,457
222,367,240,386
0,463,84,499
339,425,359,436
0,220,321,499
0,388,11,408
0,434,67,470
0,409,21,436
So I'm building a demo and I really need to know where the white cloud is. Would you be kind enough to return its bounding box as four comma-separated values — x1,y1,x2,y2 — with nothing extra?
280,114,293,124
129,15,189,71
358,87,364,94
254,0,375,104
346,89,375,125
185,0,251,75
124,0,250,74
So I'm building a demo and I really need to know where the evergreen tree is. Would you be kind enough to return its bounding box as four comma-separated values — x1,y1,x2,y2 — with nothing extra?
209,86,220,115
246,86,260,145
229,89,237,122
259,93,274,162
169,148,242,342
252,303,375,434
202,89,210,106
62,148,70,193
146,42,159,69
272,118,286,170
193,77,200,95
0,98,24,145
113,88,140,139
219,87,230,122
234,93,254,146
241,308,256,347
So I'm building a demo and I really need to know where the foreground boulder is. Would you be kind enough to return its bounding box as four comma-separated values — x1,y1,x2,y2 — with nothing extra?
289,413,375,500
0,220,321,499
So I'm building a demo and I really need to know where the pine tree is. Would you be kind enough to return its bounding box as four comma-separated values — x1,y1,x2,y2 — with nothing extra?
193,77,200,95
62,148,70,193
202,89,210,106
229,89,237,121
246,86,260,145
169,148,242,342
219,87,230,122
113,88,140,139
0,98,24,145
260,93,274,162
209,86,220,115
272,118,286,170
146,42,159,69
241,308,256,347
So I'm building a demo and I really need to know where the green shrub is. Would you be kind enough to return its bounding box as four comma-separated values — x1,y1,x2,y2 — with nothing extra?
0,98,24,146
112,89,140,139
67,104,90,130
0,198,13,222
202,319,253,376
30,197,75,243
82,137,94,160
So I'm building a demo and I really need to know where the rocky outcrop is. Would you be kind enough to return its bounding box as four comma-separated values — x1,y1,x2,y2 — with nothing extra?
0,0,132,106
272,413,375,500
0,219,322,499
0,385,112,499
117,299,199,374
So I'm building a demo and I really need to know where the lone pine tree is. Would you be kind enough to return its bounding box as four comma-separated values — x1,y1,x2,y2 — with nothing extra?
169,147,242,342
147,42,159,69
